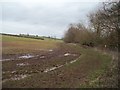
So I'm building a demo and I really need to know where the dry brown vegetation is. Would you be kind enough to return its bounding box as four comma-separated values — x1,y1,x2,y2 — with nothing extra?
64,1,119,50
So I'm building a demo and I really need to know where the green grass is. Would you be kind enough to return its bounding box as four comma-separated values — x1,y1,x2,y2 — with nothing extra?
2,35,62,54
78,48,112,88
53,46,112,88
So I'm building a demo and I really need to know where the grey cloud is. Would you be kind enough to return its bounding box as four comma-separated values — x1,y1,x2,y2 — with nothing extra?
1,1,99,38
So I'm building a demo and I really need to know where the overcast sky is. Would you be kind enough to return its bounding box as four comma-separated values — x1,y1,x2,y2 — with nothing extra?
0,0,104,38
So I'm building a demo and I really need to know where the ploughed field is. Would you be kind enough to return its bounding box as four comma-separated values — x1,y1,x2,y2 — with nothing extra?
1,35,112,88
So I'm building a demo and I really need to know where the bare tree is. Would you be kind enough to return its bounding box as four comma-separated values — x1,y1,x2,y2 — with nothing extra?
64,23,94,46
89,1,119,49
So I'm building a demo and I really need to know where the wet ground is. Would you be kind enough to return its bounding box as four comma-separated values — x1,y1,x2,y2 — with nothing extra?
2,45,81,83
2,45,114,88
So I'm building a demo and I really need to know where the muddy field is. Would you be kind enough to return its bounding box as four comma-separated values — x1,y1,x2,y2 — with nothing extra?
2,44,81,81
1,35,113,88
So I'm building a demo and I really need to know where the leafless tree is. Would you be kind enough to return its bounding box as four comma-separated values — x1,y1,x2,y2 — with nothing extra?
89,1,119,49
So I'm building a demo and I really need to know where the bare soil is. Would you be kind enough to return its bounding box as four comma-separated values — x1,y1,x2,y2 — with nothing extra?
2,43,81,82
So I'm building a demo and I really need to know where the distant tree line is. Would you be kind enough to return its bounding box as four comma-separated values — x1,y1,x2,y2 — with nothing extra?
42,36,61,40
1,33,44,40
1,33,61,40
19,34,44,40
63,1,119,50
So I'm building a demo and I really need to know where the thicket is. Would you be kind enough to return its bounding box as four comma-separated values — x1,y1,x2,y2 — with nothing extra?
63,1,119,50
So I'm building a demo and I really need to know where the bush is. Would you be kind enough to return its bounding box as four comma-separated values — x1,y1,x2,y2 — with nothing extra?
63,23,95,46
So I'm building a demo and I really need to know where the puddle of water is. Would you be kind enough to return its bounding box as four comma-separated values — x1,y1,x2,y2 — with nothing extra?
49,49,53,52
11,71,16,74
43,59,78,73
11,74,29,80
64,53,71,56
64,53,77,57
44,65,64,73
40,56,45,59
1,54,35,61
0,59,12,61
19,54,34,59
2,72,5,74
3,55,81,83
16,63,29,66
43,56,80,73
57,65,64,68
70,59,77,64
44,67,56,73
